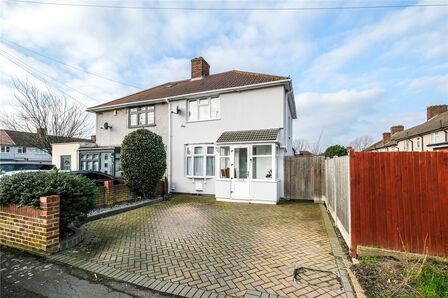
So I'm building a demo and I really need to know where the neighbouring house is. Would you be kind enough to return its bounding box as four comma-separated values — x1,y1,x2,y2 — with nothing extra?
0,129,91,172
53,57,297,204
365,104,448,152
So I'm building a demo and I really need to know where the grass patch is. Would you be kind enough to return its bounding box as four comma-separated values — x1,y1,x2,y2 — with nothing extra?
353,257,447,297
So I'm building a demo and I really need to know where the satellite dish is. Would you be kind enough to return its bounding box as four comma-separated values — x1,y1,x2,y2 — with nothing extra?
103,122,112,130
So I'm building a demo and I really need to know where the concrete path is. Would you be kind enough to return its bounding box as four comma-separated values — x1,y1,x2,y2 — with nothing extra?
50,196,351,297
0,249,168,297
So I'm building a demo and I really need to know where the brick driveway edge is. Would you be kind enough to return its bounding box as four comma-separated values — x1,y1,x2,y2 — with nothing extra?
47,254,222,298
319,205,355,298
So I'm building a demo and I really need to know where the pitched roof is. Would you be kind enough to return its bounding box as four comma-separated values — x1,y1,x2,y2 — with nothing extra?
392,111,448,141
216,128,281,143
0,129,92,147
88,70,289,111
364,111,448,151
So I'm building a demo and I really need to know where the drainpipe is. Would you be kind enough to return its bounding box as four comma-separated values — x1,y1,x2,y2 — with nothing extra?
165,98,172,193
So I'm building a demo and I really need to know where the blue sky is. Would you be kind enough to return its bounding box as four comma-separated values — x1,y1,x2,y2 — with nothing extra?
0,0,447,149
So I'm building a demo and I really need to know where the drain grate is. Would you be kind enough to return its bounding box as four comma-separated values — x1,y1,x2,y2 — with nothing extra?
293,264,343,291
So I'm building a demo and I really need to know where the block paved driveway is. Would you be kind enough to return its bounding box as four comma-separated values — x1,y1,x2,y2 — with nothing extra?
54,196,346,297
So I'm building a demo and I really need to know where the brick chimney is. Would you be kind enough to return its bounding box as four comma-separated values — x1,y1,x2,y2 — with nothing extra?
390,125,404,135
191,57,210,79
427,104,447,120
91,135,96,143
382,132,391,144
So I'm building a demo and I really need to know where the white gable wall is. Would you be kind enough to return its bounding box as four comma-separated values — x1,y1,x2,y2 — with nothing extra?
169,85,292,195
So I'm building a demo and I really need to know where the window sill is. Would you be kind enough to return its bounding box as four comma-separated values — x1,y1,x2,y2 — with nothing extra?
128,124,156,128
186,176,215,179
186,118,221,124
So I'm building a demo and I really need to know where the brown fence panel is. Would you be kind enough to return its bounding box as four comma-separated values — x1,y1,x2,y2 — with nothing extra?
284,156,325,200
350,151,448,258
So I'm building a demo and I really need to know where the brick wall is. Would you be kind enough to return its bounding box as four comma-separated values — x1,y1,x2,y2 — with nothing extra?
95,180,165,208
0,195,60,254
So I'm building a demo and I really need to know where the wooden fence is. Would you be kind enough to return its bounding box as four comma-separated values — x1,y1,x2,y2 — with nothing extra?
350,151,448,258
325,156,350,247
284,156,325,200
285,151,448,258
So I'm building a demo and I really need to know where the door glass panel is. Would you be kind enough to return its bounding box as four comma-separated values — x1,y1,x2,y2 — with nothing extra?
234,148,248,179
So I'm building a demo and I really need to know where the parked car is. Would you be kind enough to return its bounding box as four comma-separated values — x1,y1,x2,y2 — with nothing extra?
0,163,53,176
70,171,123,186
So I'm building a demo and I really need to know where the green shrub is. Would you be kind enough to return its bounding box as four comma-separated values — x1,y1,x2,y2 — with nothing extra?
121,129,166,198
0,171,96,232
324,145,348,159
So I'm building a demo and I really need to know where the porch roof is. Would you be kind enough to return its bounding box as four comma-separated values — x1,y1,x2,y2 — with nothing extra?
216,128,281,144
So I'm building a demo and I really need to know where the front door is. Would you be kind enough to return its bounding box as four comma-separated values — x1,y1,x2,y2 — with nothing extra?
231,146,249,199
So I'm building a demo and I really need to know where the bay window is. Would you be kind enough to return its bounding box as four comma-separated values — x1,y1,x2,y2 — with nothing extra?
252,145,273,179
186,145,215,177
188,97,220,121
129,105,155,127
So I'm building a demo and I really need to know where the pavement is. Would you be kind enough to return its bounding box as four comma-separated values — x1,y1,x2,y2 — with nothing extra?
0,249,168,297
49,195,351,297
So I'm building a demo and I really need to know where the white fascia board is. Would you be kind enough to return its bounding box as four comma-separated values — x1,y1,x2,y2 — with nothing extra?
86,79,292,113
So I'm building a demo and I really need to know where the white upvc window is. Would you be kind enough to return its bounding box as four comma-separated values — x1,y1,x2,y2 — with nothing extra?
188,97,220,121
1,145,10,153
129,105,155,127
404,139,410,151
219,146,231,179
17,146,27,154
416,137,421,149
431,132,439,144
252,144,274,180
186,144,215,178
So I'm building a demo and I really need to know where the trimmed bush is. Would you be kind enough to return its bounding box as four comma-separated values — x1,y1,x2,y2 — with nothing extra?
324,145,348,159
121,129,166,198
0,171,96,232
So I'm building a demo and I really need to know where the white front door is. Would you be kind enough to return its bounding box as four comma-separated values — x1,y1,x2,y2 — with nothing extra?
231,146,249,199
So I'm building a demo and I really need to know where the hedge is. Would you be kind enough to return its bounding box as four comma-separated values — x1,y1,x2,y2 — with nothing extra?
120,129,166,198
0,171,96,234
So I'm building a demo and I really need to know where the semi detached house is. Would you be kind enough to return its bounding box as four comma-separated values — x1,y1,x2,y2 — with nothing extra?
53,57,297,204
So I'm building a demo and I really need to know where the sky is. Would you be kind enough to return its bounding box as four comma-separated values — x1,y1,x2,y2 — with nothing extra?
0,0,447,149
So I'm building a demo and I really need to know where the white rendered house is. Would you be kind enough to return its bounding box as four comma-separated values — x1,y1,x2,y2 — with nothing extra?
55,57,297,204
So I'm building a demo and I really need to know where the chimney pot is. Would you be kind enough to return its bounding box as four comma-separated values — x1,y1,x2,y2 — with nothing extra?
382,132,391,144
426,104,447,120
191,57,210,79
390,125,404,135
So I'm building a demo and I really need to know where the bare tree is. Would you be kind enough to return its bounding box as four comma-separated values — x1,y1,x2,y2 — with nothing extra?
349,135,374,151
310,129,324,155
292,138,310,152
2,78,92,154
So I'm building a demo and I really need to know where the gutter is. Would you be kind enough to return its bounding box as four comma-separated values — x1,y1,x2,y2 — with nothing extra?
86,79,292,113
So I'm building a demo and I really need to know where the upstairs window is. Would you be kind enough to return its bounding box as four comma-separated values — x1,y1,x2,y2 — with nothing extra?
129,105,155,128
1,145,10,153
17,146,27,154
186,145,215,177
404,139,410,151
188,97,220,121
431,132,439,144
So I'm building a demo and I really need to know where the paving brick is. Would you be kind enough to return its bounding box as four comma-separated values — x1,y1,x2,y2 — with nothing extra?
50,196,346,297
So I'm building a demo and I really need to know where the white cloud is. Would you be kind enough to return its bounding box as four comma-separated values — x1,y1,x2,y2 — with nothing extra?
398,75,448,93
294,88,384,148
302,4,448,88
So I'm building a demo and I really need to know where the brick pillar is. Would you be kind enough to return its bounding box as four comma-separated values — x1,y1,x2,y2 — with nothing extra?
104,180,113,205
39,195,60,253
